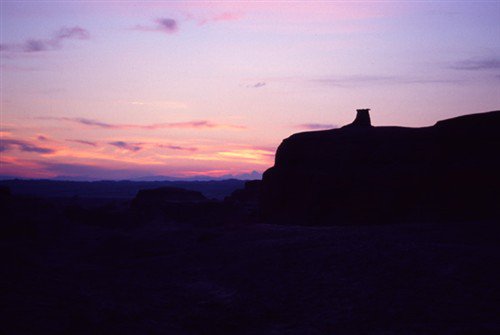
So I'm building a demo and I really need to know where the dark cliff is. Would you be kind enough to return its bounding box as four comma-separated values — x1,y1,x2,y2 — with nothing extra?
261,110,500,224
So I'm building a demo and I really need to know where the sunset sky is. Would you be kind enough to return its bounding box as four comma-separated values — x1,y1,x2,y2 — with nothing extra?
1,1,499,180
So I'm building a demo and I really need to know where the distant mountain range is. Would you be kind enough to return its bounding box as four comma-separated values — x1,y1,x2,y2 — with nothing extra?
129,170,262,182
0,170,262,183
0,179,251,200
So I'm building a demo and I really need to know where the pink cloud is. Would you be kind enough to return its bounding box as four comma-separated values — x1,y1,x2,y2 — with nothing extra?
66,139,97,147
109,141,143,152
37,135,49,141
158,144,198,152
43,117,246,130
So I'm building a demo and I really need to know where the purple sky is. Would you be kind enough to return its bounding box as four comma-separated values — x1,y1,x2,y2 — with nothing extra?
1,1,499,179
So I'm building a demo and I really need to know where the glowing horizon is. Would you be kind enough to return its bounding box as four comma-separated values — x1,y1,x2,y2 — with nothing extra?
1,1,499,180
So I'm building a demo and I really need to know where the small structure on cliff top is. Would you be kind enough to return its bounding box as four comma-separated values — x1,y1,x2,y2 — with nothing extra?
343,108,372,128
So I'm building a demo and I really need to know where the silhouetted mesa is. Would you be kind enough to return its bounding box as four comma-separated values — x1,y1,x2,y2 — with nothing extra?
261,109,500,224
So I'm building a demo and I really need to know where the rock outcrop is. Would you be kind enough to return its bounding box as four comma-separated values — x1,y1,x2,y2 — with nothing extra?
225,180,262,218
225,180,261,204
261,110,500,224
344,108,372,128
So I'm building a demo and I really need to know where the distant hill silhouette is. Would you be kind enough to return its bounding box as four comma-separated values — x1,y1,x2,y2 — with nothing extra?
262,109,500,224
0,179,245,200
130,186,242,225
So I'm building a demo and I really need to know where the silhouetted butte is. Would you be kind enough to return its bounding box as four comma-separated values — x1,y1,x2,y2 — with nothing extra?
261,109,500,224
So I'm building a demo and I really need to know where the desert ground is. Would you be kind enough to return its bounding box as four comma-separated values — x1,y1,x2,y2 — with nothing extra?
1,193,499,335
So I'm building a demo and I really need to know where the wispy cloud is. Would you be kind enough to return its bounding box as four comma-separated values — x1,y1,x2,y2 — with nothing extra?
248,82,266,88
1,26,89,53
109,141,143,152
42,117,246,130
158,144,198,152
66,139,98,147
37,135,49,141
296,123,337,130
61,117,114,129
451,58,500,71
133,17,178,34
1,139,55,154
55,27,89,40
133,11,242,34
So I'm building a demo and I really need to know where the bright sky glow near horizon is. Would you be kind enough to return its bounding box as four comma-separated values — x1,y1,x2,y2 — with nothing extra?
1,1,499,180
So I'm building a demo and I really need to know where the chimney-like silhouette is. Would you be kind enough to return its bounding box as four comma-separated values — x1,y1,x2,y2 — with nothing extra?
350,108,372,127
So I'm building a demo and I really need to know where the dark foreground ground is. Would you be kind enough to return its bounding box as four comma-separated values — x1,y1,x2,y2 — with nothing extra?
1,196,499,334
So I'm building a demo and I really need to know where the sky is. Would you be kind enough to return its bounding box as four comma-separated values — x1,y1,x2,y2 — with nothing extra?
1,1,499,180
